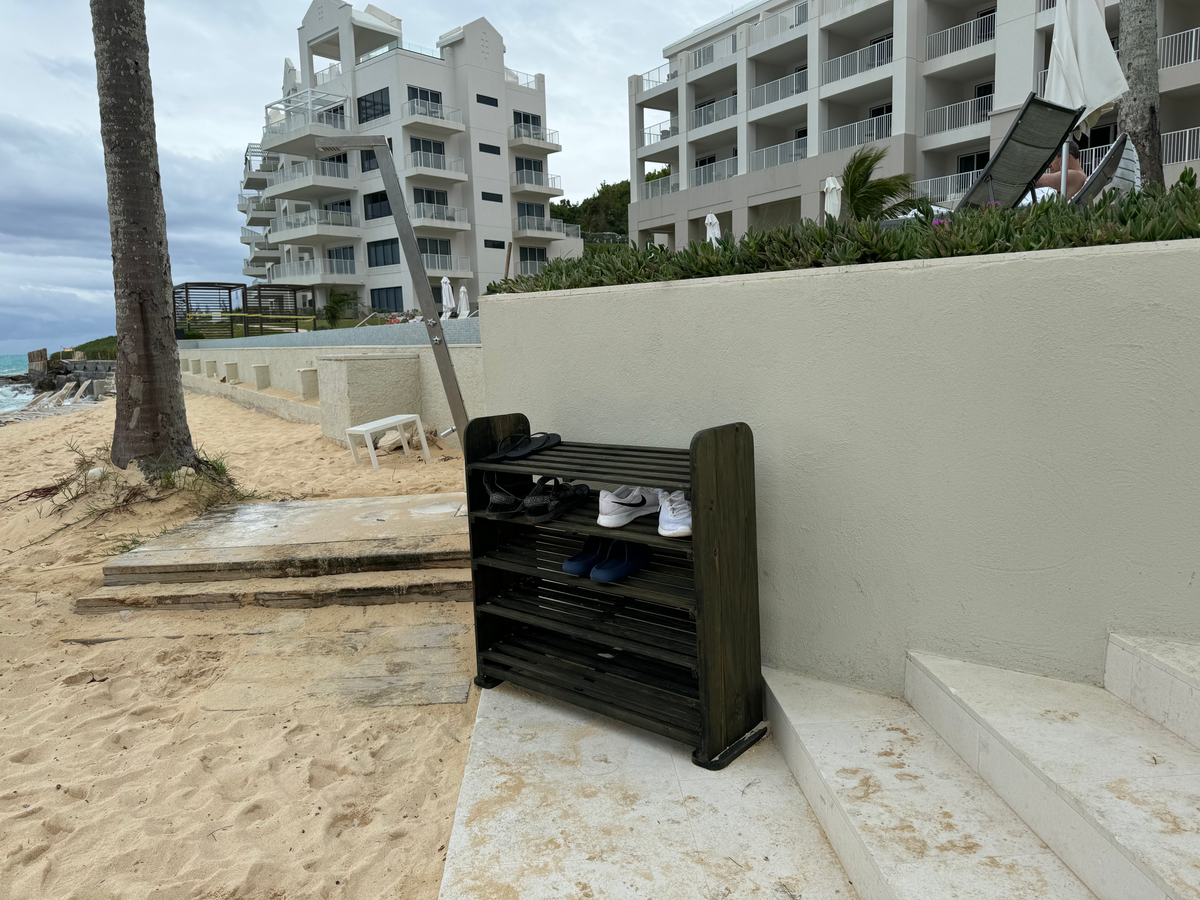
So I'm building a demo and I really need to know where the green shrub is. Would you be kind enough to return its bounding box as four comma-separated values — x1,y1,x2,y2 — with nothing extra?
51,335,118,360
487,172,1200,294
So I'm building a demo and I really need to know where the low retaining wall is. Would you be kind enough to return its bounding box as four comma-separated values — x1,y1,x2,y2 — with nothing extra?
479,238,1200,696
176,318,480,351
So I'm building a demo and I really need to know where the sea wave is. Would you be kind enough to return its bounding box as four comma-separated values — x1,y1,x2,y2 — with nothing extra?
0,383,34,415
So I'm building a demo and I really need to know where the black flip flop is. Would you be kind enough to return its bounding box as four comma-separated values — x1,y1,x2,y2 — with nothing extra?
482,472,534,519
482,432,529,461
505,432,561,460
521,477,589,524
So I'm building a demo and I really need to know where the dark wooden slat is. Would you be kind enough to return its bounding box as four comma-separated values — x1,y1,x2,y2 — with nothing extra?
495,592,696,654
473,553,696,611
468,459,692,493
508,632,698,700
530,584,697,636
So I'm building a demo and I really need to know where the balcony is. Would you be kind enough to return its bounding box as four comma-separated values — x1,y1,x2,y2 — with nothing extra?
821,0,884,16
509,123,562,153
269,208,360,242
240,194,278,226
512,216,581,241
314,62,341,85
247,238,281,265
263,158,355,200
692,33,738,74
690,157,739,188
404,151,468,183
1160,27,1200,70
410,203,470,231
925,95,993,137
1037,68,1049,98
241,226,261,245
241,143,281,192
357,39,442,64
639,117,680,149
260,90,349,155
926,14,996,61
750,137,808,172
639,61,681,94
511,169,564,197
1163,127,1200,167
689,96,738,132
243,261,267,279
398,98,465,133
422,254,472,276
505,68,538,90
638,173,681,202
267,257,363,286
912,170,982,206
821,113,892,153
518,259,547,276
750,70,809,111
823,40,893,86
749,2,809,49
1077,143,1115,175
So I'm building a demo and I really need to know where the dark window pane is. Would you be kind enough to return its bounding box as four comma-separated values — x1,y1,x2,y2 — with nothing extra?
357,87,391,123
479,143,501,155
363,190,391,220
481,191,503,202
476,94,499,107
484,239,505,249
367,238,401,267
361,148,378,172
370,287,403,311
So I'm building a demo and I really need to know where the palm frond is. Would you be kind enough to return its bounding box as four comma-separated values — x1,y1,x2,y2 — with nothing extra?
840,146,916,220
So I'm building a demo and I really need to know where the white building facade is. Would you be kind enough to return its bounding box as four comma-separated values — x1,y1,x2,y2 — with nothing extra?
628,0,1200,247
239,1,581,316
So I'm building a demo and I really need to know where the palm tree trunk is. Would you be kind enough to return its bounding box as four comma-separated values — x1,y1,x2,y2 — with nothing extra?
90,0,196,471
1118,0,1164,188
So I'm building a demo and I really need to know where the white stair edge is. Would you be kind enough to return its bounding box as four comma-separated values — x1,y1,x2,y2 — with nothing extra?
906,651,1179,900
1107,633,1200,750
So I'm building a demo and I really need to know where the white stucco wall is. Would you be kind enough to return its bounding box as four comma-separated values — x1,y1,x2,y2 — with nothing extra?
478,238,1200,696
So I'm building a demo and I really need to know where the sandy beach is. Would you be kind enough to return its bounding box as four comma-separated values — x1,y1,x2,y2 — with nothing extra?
0,393,475,899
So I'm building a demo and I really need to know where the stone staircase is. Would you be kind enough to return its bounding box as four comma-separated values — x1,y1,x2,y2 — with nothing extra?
767,634,1200,900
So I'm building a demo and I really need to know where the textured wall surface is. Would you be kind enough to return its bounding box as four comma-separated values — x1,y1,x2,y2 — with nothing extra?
176,318,481,351
479,238,1200,695
317,354,421,447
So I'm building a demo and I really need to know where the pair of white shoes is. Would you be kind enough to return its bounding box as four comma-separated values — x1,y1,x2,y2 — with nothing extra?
597,485,692,538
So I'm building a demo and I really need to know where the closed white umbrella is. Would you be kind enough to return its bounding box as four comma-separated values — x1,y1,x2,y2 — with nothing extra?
439,276,453,320
457,285,469,317
704,212,721,248
823,176,843,222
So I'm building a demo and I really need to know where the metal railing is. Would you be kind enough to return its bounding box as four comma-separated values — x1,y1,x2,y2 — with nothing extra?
314,62,341,85
690,157,739,188
823,39,893,85
750,3,809,45
266,158,352,186
640,117,679,147
422,254,472,273
912,170,982,205
693,33,738,71
690,95,738,130
750,137,808,172
262,108,347,139
925,95,993,135
822,0,868,14
1077,143,1114,175
239,193,277,214
1160,27,1200,70
410,203,469,224
267,258,358,281
243,259,266,273
513,170,563,190
510,123,560,144
1163,127,1200,166
821,113,892,153
641,61,681,89
1037,0,1055,11
1036,68,1049,97
512,216,581,238
400,98,463,124
927,14,996,60
357,40,442,64
241,226,261,242
270,208,359,232
505,68,537,89
405,151,466,174
638,173,680,201
751,69,808,109
519,259,547,276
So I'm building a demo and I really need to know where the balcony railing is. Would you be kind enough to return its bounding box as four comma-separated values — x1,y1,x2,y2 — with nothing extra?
405,151,466,174
268,258,357,282
1037,0,1055,11
925,95,993,135
821,113,892,153
267,158,352,186
912,170,982,205
1077,143,1115,175
510,123,560,144
641,61,681,89
422,254,472,273
640,117,680,148
239,193,277,214
927,14,996,60
690,157,739,188
241,226,261,242
1163,127,1200,166
1037,68,1049,98
751,69,809,109
513,216,581,238
505,68,537,89
314,62,341,85
400,98,463,124
690,95,738,130
750,137,808,172
357,40,442,64
823,39,893,85
821,0,869,14
270,208,358,232
262,108,347,139
639,173,680,201
1160,27,1200,70
693,33,738,71
519,259,547,276
411,203,469,225
750,2,809,45
513,170,563,191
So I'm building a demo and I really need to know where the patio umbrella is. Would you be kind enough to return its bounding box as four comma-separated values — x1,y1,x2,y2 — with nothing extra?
439,277,453,320
457,285,470,317
823,176,843,222
704,213,721,248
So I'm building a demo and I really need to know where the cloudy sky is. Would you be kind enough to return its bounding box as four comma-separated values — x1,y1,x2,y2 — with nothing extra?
0,0,739,356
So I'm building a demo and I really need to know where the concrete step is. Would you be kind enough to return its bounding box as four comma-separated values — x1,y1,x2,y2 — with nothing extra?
907,652,1200,900
77,567,472,613
1106,634,1200,750
764,667,1097,900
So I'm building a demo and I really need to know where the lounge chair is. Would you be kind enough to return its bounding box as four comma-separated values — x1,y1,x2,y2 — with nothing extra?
1072,133,1140,209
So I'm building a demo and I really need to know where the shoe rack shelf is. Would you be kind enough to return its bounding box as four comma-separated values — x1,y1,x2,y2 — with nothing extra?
464,413,765,769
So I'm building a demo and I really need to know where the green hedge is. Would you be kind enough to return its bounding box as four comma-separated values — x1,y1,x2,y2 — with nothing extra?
487,172,1200,295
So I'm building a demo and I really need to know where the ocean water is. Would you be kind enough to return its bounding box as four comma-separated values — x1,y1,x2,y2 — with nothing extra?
0,354,33,414
0,354,24,377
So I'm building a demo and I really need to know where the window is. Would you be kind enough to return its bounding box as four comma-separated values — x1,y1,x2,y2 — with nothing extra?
361,148,378,172
975,82,995,98
869,33,894,66
977,7,997,42
414,187,448,207
484,239,506,249
357,87,390,123
796,65,808,75
417,237,451,256
515,157,543,173
322,152,347,166
363,190,391,220
327,245,354,261
481,191,503,202
411,137,444,156
869,103,893,119
517,202,545,219
695,155,716,168
795,128,808,141
370,287,403,311
479,143,502,155
513,111,542,128
1080,124,1116,149
477,94,499,107
519,247,547,263
958,150,989,174
407,86,442,104
367,238,401,267
324,199,351,214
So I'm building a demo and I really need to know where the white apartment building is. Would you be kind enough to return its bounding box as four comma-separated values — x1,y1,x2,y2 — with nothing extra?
238,1,581,316
628,0,1200,247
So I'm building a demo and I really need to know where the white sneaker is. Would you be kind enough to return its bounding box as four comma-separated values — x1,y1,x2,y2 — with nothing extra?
597,485,661,528
658,490,692,537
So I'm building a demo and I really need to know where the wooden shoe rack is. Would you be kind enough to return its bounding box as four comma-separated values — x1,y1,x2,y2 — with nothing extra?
464,413,765,769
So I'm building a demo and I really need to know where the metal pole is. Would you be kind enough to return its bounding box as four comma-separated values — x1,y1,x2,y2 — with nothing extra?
1060,141,1069,196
